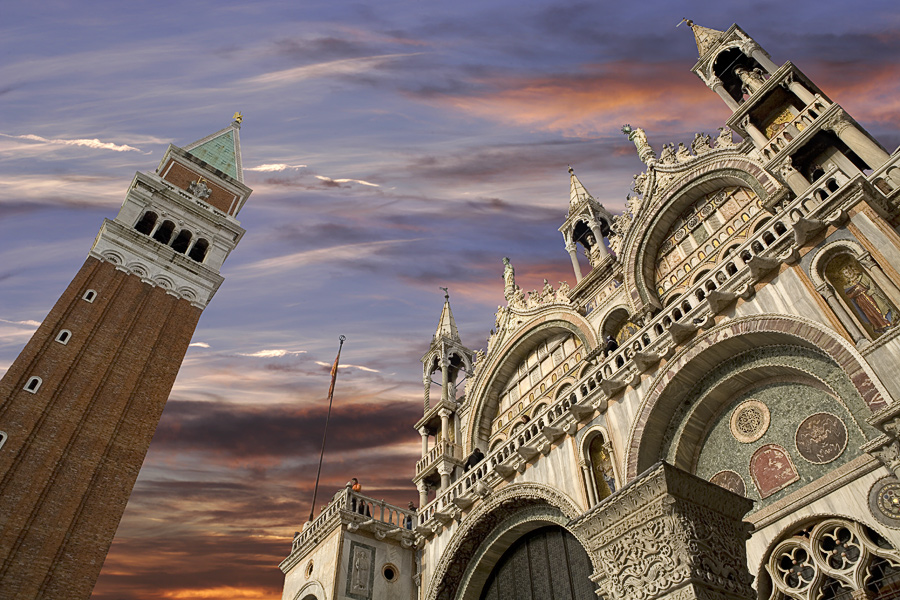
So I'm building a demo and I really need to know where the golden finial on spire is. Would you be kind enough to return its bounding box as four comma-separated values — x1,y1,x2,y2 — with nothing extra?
677,18,693,28
232,112,243,125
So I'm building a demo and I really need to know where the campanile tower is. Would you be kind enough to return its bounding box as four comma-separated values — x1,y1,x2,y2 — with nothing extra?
0,118,252,599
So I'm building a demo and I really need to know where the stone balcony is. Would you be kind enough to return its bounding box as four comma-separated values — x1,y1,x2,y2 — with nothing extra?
281,487,416,571
416,161,894,534
415,440,463,476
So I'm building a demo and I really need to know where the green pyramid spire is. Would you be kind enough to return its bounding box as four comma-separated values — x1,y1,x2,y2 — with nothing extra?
183,119,243,182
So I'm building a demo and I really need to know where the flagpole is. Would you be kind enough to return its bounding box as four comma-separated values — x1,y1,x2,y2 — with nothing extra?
308,335,345,523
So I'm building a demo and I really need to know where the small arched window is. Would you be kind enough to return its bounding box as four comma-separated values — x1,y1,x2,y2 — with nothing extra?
24,376,42,393
82,289,97,303
152,220,175,245
55,330,71,345
188,238,209,262
588,433,616,502
134,211,158,235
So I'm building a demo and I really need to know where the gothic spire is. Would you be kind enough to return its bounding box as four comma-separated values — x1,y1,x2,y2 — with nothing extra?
680,19,726,58
183,116,244,182
569,166,594,210
434,289,460,342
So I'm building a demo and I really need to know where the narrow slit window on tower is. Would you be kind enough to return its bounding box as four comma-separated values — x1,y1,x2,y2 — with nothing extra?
188,238,209,262
55,330,71,345
152,220,175,245
82,289,97,303
24,376,42,393
134,211,157,235
170,229,192,254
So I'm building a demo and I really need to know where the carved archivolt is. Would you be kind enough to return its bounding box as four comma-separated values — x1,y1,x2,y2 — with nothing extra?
625,314,890,480
424,483,585,600
762,517,900,600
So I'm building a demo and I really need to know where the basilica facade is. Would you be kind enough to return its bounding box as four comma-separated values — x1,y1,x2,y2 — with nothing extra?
280,23,900,600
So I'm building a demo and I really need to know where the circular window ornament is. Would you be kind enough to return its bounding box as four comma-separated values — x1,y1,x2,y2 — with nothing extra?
730,399,770,443
795,413,847,464
870,477,900,529
382,563,398,582
305,560,314,578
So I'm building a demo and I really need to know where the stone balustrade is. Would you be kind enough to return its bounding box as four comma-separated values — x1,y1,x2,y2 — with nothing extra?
418,164,864,532
760,94,831,162
416,439,463,475
290,488,416,554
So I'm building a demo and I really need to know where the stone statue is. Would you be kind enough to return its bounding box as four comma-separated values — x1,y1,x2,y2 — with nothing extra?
556,281,571,303
187,179,211,200
691,132,712,155
735,67,766,95
659,143,676,165
502,257,517,301
621,124,657,166
632,172,648,196
541,278,554,302
716,126,736,148
675,143,692,163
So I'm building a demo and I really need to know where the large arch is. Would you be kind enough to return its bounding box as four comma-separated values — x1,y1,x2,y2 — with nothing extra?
625,314,892,480
466,308,597,452
424,483,589,600
621,157,782,312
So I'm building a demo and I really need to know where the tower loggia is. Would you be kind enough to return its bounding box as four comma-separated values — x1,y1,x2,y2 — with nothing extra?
0,118,251,599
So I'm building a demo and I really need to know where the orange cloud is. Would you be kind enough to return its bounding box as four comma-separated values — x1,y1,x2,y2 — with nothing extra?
162,586,278,599
411,61,730,137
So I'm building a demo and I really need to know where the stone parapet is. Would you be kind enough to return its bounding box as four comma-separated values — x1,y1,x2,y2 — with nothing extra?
569,462,755,600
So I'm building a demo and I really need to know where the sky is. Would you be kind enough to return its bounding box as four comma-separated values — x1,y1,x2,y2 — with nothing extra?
2,1,899,598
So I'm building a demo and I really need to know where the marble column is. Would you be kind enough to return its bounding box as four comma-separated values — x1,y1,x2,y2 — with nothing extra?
420,427,429,458
860,254,900,307
440,357,450,404
417,483,428,510
710,77,740,111
784,75,817,106
827,111,890,170
819,283,867,344
566,243,583,282
742,41,779,73
439,409,452,448
423,372,430,410
580,461,597,506
741,116,770,148
778,158,812,196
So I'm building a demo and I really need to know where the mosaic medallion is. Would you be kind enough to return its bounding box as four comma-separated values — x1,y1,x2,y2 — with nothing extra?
795,413,847,464
730,399,770,443
709,470,746,497
869,477,900,529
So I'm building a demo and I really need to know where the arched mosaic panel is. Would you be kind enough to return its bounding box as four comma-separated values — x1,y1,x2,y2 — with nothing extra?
654,185,761,301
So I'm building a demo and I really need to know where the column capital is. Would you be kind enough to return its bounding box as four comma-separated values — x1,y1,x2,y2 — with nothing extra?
739,40,761,56
438,408,453,419
565,242,577,253
419,427,430,437
823,108,851,135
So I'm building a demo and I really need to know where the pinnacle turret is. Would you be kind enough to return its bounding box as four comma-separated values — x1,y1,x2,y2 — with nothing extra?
434,290,461,342
569,166,594,210
184,119,244,183
680,19,726,58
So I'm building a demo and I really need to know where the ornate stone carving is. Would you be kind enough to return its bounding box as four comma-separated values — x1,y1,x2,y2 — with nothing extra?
730,399,770,443
187,179,212,199
691,132,713,156
715,126,736,148
869,476,900,528
570,463,754,600
823,108,851,135
735,67,766,96
346,541,376,600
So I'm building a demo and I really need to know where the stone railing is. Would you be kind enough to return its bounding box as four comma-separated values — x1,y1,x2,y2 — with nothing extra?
416,440,463,475
291,487,416,554
418,165,858,531
869,152,900,196
760,94,832,162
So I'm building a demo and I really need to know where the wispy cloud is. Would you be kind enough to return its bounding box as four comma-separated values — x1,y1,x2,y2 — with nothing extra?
314,175,380,187
314,361,380,373
245,164,307,172
236,349,307,358
189,342,210,348
0,318,41,327
245,53,423,87
0,132,147,153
